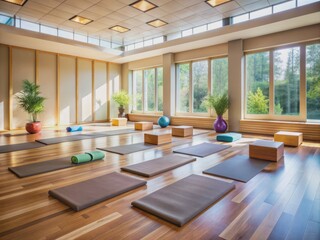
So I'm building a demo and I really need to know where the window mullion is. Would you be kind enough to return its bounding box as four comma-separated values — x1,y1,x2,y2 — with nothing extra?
189,62,193,113
269,50,274,117
208,59,212,116
155,68,158,112
142,70,145,113
300,44,306,120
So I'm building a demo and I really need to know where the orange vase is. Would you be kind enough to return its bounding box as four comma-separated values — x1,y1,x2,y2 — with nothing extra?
25,122,42,134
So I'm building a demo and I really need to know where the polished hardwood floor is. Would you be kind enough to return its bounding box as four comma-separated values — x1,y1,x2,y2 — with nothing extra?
0,123,319,240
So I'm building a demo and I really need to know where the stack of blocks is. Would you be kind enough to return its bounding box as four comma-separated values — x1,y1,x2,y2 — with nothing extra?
249,140,284,162
171,126,193,137
134,122,153,131
274,131,303,147
144,132,172,145
112,118,127,126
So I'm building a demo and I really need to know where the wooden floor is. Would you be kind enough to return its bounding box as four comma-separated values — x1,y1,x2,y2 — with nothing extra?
0,123,319,240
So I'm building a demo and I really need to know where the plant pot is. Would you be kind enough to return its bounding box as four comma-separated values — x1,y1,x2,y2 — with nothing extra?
25,121,42,134
213,115,228,133
118,106,125,118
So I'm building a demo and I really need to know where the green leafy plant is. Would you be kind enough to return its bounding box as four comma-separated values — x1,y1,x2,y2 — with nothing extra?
247,87,269,114
203,92,229,116
16,80,45,122
112,90,130,107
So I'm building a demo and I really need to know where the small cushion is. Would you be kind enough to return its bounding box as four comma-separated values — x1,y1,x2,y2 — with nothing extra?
217,132,242,142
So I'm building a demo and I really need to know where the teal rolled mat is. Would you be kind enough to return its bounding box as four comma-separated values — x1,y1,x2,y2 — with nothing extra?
71,153,92,164
85,151,105,161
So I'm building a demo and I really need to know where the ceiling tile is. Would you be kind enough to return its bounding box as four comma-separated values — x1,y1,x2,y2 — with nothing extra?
97,0,126,11
49,9,74,19
78,10,103,21
175,0,204,7
86,5,112,16
235,0,261,6
30,0,63,8
23,1,53,14
65,0,95,10
147,6,168,18
55,3,83,15
0,1,21,14
117,5,141,17
223,7,246,17
40,14,66,25
160,1,185,13
215,1,241,13
134,13,155,22
151,0,172,6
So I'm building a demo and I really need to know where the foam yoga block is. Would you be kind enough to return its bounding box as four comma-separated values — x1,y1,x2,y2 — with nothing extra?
216,132,242,142
71,154,92,164
66,126,83,132
85,151,105,161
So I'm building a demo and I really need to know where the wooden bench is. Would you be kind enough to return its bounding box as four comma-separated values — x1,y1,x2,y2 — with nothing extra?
172,126,193,137
135,122,153,131
112,118,127,126
144,132,172,145
274,131,302,147
249,140,284,162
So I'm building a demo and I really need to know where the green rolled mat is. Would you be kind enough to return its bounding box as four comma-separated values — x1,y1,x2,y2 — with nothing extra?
71,153,92,164
85,151,105,161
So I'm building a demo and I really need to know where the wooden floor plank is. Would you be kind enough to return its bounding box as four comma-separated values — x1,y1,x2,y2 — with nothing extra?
0,126,319,239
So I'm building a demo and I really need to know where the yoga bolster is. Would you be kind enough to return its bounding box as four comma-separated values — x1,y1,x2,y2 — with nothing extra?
66,126,83,132
71,154,92,164
85,151,105,161
216,132,242,142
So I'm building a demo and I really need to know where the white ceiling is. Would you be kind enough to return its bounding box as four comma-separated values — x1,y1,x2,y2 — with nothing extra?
0,0,288,45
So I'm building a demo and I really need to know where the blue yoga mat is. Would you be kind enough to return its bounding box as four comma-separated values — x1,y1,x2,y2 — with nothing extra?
66,126,83,132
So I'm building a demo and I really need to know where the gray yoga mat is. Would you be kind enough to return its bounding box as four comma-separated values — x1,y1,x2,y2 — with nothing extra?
121,154,196,177
97,142,156,155
132,174,235,227
203,155,270,182
173,142,231,158
0,142,45,154
9,157,74,178
36,129,136,145
49,172,147,211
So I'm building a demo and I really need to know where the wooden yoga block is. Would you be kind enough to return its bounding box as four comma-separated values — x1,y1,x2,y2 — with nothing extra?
135,122,153,131
144,132,172,145
274,131,303,147
249,140,284,162
112,118,127,126
172,126,193,137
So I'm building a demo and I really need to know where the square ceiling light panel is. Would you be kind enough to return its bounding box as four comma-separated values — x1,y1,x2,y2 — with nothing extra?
110,25,130,33
206,0,231,8
2,0,28,6
69,15,93,25
147,19,168,28
130,0,157,12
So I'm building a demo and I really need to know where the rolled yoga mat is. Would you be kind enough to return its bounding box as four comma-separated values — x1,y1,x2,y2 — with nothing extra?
85,151,105,161
66,125,83,132
71,153,92,164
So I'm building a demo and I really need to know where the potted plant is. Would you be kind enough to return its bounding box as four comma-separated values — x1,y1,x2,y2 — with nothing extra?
112,90,130,117
203,92,229,133
16,80,45,134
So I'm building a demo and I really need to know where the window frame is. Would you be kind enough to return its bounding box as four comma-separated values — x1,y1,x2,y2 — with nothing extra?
131,66,163,114
175,56,228,117
244,41,320,122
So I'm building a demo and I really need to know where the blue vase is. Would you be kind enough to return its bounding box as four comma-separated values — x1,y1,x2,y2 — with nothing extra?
214,115,228,133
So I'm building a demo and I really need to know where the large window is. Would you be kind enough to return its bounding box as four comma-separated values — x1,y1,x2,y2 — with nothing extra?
132,67,163,113
306,43,320,120
245,42,320,121
176,57,228,116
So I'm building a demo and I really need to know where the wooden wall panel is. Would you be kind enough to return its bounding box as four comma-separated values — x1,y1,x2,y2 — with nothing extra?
171,116,216,129
59,55,76,125
0,45,9,130
37,52,57,127
94,61,107,121
240,119,320,141
109,63,121,119
12,47,35,129
77,58,92,123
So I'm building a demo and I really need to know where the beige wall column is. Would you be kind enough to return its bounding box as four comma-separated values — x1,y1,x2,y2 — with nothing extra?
162,53,175,117
228,39,244,131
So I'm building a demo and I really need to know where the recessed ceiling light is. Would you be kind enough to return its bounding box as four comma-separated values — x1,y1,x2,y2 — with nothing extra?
130,0,157,12
110,25,130,33
69,15,93,25
147,19,168,28
205,0,231,8
2,0,28,6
